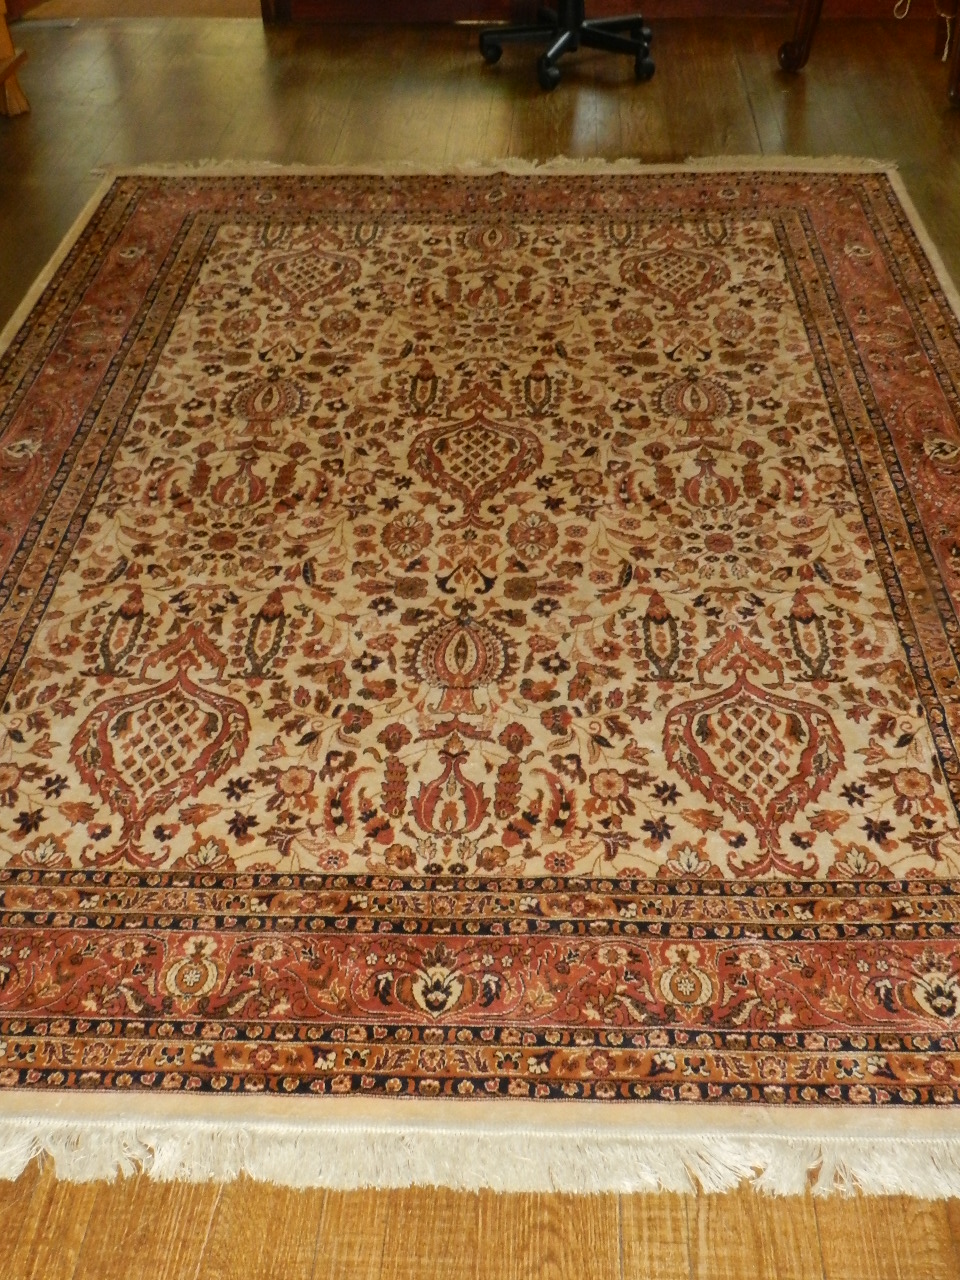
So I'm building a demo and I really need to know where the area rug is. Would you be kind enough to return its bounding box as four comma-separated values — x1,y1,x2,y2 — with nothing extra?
1,160,959,1194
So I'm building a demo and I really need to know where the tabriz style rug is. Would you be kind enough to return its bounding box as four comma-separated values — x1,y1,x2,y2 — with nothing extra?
0,160,959,1195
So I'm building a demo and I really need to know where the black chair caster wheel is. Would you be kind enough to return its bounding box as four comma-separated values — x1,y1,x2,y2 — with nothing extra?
537,55,561,90
632,23,652,45
480,38,502,64
635,55,655,81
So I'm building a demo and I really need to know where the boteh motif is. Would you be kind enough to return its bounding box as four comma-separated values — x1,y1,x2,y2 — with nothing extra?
656,374,734,425
410,731,490,836
406,615,516,714
227,374,306,426
1,172,960,1105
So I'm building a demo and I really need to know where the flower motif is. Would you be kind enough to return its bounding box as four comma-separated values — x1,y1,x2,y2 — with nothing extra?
585,1050,614,1077
276,766,316,799
384,842,416,870
17,837,66,868
911,963,960,1021
662,841,717,878
892,768,933,801
507,511,558,560
590,769,627,801
544,851,574,874
571,469,604,494
341,705,373,734
411,957,465,1017
377,722,413,753
851,635,885,660
317,849,347,870
0,763,21,808
540,707,573,736
498,722,533,755
382,512,431,559
826,843,886,881
344,467,377,493
176,837,233,871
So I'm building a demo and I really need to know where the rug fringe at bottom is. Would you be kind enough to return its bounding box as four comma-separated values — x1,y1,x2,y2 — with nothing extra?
2,1113,960,1197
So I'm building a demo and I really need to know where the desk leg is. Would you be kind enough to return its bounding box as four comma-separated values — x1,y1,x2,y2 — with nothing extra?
779,0,825,72
949,15,960,105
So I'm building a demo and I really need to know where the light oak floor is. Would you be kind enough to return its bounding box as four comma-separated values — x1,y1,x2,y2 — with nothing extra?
1,14,960,1278
1,1163,960,1278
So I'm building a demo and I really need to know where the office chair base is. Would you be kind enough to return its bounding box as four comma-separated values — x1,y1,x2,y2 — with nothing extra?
479,2,654,91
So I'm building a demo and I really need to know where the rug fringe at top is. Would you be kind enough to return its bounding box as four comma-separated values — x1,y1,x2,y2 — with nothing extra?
91,155,896,179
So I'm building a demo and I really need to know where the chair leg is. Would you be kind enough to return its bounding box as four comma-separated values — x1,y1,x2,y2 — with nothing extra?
479,2,655,89
582,15,651,40
580,27,644,55
544,27,579,61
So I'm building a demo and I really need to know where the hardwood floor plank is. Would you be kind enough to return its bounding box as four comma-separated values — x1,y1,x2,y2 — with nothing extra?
3,1163,99,1280
311,1190,390,1280
620,1191,692,1280
377,1188,481,1280
0,1163,42,1263
443,43,517,166
476,1192,620,1280
690,1186,822,1280
816,1195,960,1280
195,1179,326,1280
71,1177,220,1280
662,21,761,158
614,27,674,161
945,1198,960,1271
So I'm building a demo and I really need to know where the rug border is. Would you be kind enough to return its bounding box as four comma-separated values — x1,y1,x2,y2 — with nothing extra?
8,158,957,360
12,158,958,369
0,173,117,361
884,167,960,318
3,157,960,1197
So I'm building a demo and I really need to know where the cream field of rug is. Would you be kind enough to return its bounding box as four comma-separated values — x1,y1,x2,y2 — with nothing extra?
0,161,959,1195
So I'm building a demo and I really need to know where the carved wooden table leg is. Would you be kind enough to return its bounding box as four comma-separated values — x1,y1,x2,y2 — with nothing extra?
0,0,28,116
779,0,825,72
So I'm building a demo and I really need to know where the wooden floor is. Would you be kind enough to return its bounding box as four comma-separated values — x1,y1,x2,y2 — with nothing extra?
1,14,960,1278
1,1163,960,1279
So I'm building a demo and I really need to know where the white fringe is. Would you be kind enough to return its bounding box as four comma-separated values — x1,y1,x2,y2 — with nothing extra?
91,155,895,179
1,1101,960,1196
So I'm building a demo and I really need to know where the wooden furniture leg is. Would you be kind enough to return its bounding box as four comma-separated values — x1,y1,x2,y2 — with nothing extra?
0,0,28,116
779,0,825,72
949,10,960,104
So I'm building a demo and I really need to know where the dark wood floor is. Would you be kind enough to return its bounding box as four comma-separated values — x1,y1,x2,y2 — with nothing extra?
0,15,959,1278
1,14,960,341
